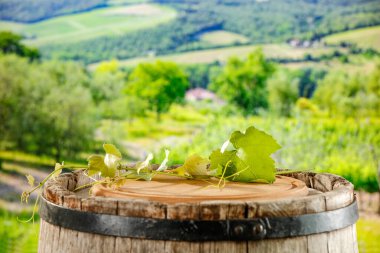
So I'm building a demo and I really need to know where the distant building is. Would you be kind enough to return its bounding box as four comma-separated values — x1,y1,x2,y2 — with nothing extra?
289,39,302,47
185,88,224,104
146,50,156,58
288,39,321,48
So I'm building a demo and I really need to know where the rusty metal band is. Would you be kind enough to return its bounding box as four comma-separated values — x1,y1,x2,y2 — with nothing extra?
39,196,358,241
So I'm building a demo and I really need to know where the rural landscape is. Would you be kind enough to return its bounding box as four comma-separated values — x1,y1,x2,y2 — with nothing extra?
0,0,380,252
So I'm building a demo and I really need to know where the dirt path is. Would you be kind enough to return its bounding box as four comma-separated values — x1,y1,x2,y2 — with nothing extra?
0,162,50,211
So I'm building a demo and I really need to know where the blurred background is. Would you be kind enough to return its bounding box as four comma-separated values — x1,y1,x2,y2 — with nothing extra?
0,0,379,252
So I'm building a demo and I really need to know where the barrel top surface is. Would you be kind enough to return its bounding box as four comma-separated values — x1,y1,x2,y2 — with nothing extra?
42,170,355,220
91,175,308,203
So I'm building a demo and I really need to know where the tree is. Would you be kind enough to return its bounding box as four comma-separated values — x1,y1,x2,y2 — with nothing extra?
0,55,96,160
184,63,221,89
313,69,379,117
0,55,31,149
210,49,275,114
0,31,40,61
90,66,125,105
100,96,148,122
125,61,189,120
298,68,326,98
267,69,299,117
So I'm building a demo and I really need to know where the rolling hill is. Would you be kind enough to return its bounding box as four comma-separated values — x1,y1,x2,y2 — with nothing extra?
0,3,176,46
1,0,380,63
324,25,380,51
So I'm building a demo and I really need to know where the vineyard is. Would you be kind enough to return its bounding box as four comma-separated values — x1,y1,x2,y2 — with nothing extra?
1,0,380,252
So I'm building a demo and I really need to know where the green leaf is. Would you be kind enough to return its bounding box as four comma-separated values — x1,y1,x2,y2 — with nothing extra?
209,126,281,183
88,154,116,177
52,162,63,178
229,126,281,183
87,170,99,177
26,175,35,187
181,154,209,176
209,150,237,177
104,153,121,170
103,144,122,158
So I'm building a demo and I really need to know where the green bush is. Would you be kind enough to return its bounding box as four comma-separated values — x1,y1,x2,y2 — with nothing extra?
0,209,39,253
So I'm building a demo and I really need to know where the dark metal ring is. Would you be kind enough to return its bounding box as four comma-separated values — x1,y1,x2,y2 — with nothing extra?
39,196,358,241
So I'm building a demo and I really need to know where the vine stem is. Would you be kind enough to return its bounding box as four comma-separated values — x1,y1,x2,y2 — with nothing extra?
18,194,40,223
23,166,62,198
275,168,313,175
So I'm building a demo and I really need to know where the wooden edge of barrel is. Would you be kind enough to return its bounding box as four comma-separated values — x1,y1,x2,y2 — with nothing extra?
42,171,354,220
43,173,75,205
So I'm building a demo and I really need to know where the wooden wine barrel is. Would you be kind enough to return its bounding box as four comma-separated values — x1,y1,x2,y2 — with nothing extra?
38,171,358,253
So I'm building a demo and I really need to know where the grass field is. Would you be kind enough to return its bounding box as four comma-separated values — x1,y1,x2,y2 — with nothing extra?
324,25,380,51
89,44,338,69
0,3,176,46
199,30,249,46
283,54,379,72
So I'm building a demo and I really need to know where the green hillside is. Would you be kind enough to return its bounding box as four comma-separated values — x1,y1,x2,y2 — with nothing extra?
1,0,380,64
0,3,176,46
40,0,380,63
324,25,380,51
199,30,249,46
89,44,340,69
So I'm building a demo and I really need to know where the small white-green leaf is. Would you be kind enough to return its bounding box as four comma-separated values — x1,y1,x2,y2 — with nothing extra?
88,155,116,177
157,149,170,172
103,144,122,158
136,153,153,174
220,139,230,153
104,153,121,170
52,162,63,178
26,175,35,187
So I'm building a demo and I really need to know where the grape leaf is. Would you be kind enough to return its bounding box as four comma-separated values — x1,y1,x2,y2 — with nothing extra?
103,143,122,174
229,126,281,183
209,126,281,183
104,153,121,171
209,150,237,177
88,154,116,177
103,144,122,158
181,154,209,176
26,175,35,187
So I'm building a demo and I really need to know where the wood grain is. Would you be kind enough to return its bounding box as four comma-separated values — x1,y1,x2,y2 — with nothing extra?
91,175,308,202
